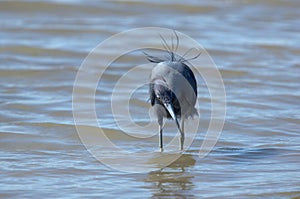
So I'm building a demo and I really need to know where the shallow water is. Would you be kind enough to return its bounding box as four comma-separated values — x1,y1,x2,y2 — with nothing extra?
1,0,300,198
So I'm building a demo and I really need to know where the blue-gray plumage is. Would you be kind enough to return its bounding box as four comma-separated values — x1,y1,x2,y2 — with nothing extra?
145,32,198,151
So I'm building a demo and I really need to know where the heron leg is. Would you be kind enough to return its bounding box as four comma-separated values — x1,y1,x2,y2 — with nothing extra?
180,119,185,151
158,118,163,152
159,125,163,152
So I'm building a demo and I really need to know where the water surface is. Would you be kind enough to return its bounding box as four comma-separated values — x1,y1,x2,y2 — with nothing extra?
1,0,300,198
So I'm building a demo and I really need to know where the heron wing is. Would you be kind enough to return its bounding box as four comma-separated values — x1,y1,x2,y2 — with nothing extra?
149,82,155,106
181,63,197,97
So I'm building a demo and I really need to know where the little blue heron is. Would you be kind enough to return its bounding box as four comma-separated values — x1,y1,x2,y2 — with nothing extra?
145,32,199,151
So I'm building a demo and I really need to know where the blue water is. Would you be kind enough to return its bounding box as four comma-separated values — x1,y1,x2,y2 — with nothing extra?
1,0,300,198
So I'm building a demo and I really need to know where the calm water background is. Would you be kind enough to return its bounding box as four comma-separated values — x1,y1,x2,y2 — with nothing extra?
1,0,300,198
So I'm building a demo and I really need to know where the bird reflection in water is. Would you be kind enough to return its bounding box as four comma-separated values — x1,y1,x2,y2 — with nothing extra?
145,154,196,198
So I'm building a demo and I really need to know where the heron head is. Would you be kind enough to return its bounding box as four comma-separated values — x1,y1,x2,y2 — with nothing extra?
153,81,172,103
153,80,182,133
153,81,178,121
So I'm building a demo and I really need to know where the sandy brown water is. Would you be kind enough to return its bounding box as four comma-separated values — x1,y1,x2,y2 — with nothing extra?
1,0,300,198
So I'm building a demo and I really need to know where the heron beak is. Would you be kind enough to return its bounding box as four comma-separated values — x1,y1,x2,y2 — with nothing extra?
164,103,181,132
